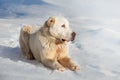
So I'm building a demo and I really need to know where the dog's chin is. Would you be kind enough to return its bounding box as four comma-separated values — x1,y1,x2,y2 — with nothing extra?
55,38,74,44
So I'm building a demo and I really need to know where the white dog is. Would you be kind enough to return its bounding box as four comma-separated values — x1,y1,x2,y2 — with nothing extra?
19,16,80,71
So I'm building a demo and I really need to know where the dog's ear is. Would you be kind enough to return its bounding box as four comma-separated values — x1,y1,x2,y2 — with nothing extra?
46,17,55,27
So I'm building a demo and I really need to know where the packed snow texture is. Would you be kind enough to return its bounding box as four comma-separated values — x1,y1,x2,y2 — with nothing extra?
0,0,120,80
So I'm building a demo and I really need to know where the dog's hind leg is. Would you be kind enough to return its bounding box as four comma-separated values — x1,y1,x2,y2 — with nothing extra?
19,25,35,60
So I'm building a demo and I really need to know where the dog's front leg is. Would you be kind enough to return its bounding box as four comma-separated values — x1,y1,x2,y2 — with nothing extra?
58,57,80,71
42,59,65,71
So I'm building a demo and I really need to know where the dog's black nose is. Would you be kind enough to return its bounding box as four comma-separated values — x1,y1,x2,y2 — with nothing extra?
71,32,76,41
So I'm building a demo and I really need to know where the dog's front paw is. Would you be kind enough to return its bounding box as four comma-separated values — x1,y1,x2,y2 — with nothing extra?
70,65,80,71
57,67,66,72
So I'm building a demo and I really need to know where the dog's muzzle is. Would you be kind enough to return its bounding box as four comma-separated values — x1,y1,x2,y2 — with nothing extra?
61,32,76,42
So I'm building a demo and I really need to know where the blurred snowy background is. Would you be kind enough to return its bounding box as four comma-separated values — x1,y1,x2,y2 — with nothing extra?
0,0,120,80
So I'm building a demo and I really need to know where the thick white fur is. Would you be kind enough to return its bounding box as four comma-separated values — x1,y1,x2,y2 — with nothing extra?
19,16,80,71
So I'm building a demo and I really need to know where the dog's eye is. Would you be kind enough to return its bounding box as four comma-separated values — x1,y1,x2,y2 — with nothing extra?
61,24,65,28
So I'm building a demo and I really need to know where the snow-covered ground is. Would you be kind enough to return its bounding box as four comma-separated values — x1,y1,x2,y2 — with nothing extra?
0,0,120,80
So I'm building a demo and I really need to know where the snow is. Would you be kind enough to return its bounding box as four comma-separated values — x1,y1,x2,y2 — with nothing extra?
0,0,120,80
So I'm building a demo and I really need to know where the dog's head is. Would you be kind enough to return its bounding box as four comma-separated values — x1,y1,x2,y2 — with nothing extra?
45,16,76,42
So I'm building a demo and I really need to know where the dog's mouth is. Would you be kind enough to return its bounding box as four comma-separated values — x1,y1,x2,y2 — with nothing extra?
55,38,66,44
61,39,70,42
62,39,66,42
56,38,73,44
